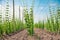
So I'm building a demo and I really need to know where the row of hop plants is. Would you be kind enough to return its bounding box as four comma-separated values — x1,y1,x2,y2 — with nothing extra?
48,6,60,34
0,0,35,38
0,0,35,37
45,6,60,34
34,5,60,34
0,0,25,39
34,21,44,29
24,7,34,36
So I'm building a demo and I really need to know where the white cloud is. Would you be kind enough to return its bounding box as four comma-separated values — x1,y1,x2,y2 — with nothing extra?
0,5,1,10
39,6,44,10
50,3,57,6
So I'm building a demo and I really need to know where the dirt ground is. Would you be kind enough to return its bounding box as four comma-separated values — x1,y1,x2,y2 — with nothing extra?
1,28,60,40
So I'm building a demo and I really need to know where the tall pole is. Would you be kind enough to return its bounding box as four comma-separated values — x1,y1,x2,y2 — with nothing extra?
19,6,21,20
12,0,15,22
12,0,16,32
0,0,2,36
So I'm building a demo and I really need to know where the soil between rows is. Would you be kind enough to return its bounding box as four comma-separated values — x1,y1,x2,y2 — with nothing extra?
2,28,60,40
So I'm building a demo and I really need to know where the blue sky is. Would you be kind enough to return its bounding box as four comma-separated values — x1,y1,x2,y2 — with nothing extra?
0,0,60,22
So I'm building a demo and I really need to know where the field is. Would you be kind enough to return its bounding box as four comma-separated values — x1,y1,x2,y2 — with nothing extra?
0,0,60,40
